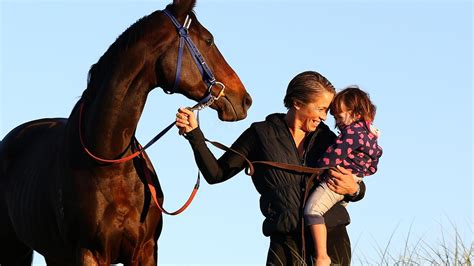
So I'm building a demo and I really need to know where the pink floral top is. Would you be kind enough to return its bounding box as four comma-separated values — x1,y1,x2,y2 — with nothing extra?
316,120,383,177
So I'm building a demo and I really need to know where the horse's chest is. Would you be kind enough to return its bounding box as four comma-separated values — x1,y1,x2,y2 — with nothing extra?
80,175,145,228
98,177,142,212
91,184,148,244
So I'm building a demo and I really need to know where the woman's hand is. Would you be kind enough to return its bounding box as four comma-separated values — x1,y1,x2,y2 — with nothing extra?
175,107,198,135
326,165,359,196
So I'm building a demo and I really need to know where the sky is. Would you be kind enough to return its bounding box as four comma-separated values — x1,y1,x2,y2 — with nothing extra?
1,0,472,265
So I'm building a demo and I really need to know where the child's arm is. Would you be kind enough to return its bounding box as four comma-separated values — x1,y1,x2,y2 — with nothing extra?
317,126,362,167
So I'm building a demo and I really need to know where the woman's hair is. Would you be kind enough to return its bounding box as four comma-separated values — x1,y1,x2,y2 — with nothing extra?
284,71,336,109
331,85,377,122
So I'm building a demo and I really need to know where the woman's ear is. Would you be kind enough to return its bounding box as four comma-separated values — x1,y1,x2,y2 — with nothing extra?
293,100,302,110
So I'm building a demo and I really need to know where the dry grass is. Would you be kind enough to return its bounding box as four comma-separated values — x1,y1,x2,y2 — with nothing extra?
352,220,473,265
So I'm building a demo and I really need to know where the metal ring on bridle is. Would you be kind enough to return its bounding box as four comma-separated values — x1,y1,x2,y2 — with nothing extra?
187,81,225,112
209,81,226,100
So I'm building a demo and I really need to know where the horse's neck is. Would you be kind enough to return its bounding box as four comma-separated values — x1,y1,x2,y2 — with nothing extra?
76,18,172,161
83,70,152,160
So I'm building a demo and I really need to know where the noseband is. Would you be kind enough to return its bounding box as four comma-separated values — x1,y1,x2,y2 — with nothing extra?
163,8,225,110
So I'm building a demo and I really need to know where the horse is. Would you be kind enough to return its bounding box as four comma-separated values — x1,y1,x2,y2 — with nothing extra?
0,0,252,265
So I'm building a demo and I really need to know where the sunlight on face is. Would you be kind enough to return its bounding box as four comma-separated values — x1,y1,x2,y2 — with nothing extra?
295,91,334,133
333,103,358,130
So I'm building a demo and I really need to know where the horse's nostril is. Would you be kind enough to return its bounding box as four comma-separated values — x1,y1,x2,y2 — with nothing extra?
243,93,252,111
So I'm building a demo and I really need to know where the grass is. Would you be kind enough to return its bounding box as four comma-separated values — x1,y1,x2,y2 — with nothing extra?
352,220,473,265
267,219,473,265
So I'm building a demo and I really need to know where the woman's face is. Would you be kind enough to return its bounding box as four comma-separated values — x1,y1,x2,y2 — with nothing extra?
294,91,334,133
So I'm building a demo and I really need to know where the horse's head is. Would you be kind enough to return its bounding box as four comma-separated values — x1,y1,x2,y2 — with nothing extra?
154,0,252,121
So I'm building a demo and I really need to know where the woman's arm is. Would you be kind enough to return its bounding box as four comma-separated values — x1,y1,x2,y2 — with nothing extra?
326,165,366,202
176,108,255,184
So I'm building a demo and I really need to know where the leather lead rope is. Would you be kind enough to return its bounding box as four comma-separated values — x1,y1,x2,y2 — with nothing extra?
202,138,328,261
137,147,200,216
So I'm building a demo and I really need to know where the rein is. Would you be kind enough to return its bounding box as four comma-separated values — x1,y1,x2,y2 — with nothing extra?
202,138,330,260
78,8,225,216
78,100,206,164
78,100,204,216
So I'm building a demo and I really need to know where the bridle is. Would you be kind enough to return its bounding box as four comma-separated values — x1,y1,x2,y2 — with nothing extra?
78,8,227,216
162,8,225,110
79,8,226,163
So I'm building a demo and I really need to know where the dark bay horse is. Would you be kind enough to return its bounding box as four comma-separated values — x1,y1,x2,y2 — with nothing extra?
0,0,252,265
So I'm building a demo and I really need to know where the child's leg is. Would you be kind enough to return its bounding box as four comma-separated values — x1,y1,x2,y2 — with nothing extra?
304,182,346,220
309,224,331,265
304,182,345,265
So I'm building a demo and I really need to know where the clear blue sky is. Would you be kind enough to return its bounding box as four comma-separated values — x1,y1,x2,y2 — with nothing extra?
1,0,472,265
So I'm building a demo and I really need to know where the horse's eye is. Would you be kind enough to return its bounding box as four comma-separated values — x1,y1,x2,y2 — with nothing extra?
205,38,214,46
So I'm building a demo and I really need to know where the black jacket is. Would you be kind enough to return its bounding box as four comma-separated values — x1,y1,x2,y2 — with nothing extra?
186,113,365,236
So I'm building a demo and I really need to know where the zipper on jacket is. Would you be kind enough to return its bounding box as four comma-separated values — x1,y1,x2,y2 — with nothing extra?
303,128,320,166
283,124,305,166
283,123,321,167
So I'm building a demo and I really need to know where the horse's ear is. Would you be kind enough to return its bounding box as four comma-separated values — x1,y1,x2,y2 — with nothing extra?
170,0,196,17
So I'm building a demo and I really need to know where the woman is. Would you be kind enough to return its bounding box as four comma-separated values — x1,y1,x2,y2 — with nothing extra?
176,71,365,265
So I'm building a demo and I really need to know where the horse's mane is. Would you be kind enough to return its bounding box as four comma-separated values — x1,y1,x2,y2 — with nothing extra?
81,11,159,101
80,2,196,102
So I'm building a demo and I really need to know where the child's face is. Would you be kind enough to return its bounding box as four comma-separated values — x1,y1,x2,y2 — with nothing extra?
333,104,358,129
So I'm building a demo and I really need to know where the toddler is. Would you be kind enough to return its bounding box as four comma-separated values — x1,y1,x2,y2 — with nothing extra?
304,86,383,265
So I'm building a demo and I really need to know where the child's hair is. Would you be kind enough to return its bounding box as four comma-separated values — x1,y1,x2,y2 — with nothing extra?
330,85,377,122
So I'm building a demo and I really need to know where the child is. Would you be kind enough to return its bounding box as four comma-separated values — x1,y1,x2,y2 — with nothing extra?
304,86,383,266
